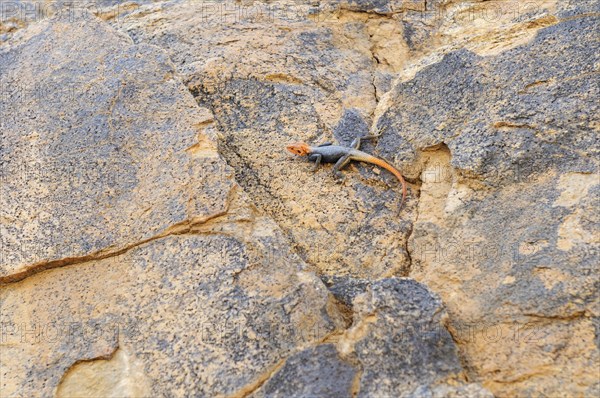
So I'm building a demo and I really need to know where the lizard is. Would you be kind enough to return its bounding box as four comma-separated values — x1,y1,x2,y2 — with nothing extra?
286,134,407,210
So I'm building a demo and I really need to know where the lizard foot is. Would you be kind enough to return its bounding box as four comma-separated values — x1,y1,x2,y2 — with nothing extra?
334,172,346,184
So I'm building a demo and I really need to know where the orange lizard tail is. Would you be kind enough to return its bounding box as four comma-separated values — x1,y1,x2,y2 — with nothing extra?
356,154,407,210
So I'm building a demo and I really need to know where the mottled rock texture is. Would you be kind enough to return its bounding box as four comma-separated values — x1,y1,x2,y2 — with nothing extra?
1,0,598,397
113,0,420,279
250,344,357,397
1,10,343,398
1,10,226,280
375,4,600,396
251,278,490,398
342,278,474,397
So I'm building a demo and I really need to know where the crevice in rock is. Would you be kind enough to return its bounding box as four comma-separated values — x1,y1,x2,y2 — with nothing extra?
211,129,310,263
226,358,288,398
95,3,141,22
405,143,453,276
327,296,355,331
184,80,332,275
0,185,241,286
493,121,536,130
371,74,379,105
404,205,418,275
336,8,397,19
522,311,589,321
228,323,356,398
444,321,476,384
337,312,379,359
519,79,551,93
404,144,478,382
350,366,364,397
559,11,600,22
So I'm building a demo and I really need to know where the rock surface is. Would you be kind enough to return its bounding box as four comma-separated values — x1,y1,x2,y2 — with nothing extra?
374,4,599,396
250,344,357,398
251,278,491,398
1,9,226,280
0,11,343,398
112,0,419,279
342,278,472,397
1,0,598,397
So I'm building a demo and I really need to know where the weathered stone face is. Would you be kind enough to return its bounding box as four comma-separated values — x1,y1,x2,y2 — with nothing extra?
250,344,358,397
375,16,599,183
0,11,344,397
250,277,491,398
2,231,344,397
373,3,600,396
1,0,598,397
109,0,420,280
0,10,230,281
348,278,469,397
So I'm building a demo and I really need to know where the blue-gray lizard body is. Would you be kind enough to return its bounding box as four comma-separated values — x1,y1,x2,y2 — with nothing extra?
286,135,407,209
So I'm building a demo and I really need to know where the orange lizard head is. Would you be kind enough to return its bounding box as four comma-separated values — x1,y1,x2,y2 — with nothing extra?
286,142,311,156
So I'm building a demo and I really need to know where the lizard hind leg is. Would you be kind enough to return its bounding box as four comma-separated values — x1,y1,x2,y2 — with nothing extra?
350,133,382,149
333,154,351,182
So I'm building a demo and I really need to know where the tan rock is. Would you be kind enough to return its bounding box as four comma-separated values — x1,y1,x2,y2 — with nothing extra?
0,12,344,397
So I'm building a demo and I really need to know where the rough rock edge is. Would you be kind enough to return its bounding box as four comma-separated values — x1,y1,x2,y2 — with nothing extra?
0,186,235,285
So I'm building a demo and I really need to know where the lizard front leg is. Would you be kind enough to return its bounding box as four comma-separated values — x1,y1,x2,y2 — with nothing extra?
308,153,322,171
333,154,351,182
